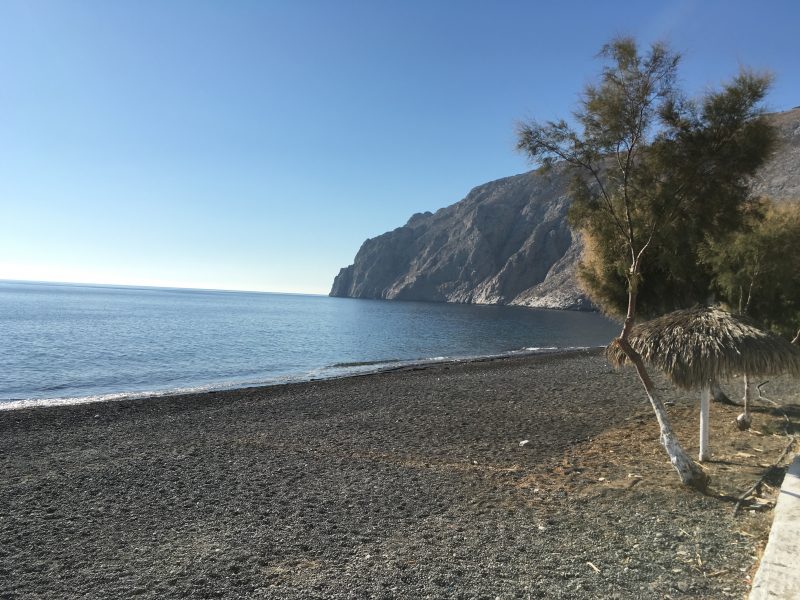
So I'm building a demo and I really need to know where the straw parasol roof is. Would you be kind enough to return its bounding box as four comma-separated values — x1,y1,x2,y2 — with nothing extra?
607,306,800,390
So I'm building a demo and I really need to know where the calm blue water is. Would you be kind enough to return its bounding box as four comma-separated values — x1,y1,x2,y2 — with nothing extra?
0,281,619,408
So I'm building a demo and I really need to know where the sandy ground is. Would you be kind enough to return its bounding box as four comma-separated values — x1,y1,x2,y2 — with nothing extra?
1,349,798,599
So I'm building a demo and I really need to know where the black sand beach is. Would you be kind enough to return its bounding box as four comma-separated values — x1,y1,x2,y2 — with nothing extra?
1,349,797,599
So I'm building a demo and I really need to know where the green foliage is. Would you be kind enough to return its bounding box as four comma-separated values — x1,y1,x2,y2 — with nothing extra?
517,36,776,322
702,202,800,338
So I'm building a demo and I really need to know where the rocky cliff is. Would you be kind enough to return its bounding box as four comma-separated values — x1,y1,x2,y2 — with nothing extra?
331,108,800,310
751,107,800,202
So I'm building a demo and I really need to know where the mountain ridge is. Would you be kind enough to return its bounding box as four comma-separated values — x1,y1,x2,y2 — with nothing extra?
331,108,800,310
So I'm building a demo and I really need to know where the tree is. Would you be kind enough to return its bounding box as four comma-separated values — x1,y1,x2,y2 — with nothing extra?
517,37,775,489
569,76,776,320
704,201,800,338
702,201,800,427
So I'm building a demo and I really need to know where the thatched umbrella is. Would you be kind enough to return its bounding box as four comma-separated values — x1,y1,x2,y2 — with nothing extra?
608,307,800,461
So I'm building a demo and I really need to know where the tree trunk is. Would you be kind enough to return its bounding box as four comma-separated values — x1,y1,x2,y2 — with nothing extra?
699,386,711,462
710,379,738,406
616,263,708,490
617,338,709,490
736,374,753,431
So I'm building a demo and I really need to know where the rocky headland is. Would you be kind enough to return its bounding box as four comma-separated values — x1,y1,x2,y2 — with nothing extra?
331,108,800,310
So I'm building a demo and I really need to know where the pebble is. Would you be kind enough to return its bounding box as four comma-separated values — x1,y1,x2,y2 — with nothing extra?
0,352,775,600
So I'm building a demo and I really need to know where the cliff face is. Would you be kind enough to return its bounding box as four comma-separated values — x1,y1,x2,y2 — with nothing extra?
331,108,800,310
751,107,800,202
331,165,591,310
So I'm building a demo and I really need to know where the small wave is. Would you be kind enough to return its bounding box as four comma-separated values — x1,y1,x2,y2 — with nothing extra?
522,345,593,352
39,383,71,392
0,384,223,412
328,359,402,368
0,346,603,412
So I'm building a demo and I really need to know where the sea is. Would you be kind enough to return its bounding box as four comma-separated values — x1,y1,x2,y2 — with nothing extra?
0,280,620,409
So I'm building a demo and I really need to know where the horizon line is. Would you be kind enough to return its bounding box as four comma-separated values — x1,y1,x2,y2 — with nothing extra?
0,278,329,297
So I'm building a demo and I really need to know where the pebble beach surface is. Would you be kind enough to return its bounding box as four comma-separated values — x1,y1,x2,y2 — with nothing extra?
1,349,796,599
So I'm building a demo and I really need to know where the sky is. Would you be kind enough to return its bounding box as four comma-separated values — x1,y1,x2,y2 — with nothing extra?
1,1,798,294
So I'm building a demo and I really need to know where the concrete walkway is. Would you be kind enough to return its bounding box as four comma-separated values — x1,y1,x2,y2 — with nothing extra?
749,454,800,599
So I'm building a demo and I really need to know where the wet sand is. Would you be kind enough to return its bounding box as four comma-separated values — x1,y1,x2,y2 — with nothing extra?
1,349,797,599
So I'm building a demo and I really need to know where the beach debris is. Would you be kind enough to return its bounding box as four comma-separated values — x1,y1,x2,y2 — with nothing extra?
519,440,530,447
736,412,753,430
738,530,756,538
734,435,796,515
586,561,601,574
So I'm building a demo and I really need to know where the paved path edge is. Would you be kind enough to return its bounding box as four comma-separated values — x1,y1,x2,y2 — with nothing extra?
749,453,800,599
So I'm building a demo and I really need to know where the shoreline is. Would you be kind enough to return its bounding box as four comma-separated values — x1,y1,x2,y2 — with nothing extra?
0,345,599,412
3,350,796,598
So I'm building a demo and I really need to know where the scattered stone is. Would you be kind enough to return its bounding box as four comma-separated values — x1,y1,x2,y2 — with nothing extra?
1,351,792,599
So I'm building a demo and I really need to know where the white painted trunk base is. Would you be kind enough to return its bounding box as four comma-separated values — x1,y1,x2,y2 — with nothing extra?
616,337,708,489
646,389,706,486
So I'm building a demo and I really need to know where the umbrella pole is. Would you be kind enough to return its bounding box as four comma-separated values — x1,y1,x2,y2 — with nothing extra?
744,374,751,419
736,374,753,430
699,386,711,462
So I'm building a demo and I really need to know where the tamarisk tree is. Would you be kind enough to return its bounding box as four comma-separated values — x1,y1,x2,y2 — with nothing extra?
702,201,800,427
517,37,775,489
704,201,800,341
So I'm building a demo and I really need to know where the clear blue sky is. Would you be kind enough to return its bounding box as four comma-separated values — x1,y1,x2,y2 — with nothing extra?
1,1,798,294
